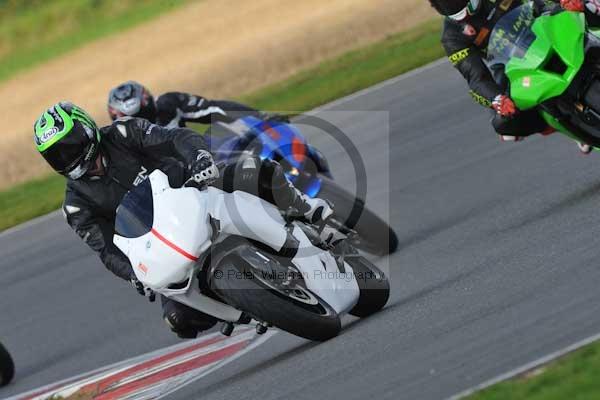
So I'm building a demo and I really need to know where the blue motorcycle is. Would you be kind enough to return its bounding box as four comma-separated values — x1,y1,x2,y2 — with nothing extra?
207,116,398,255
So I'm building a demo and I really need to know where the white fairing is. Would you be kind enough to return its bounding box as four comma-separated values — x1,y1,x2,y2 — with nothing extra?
114,171,212,290
291,225,359,314
114,170,359,321
207,189,360,314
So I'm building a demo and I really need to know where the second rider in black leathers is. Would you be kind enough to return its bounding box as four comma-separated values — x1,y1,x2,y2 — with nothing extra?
107,80,282,128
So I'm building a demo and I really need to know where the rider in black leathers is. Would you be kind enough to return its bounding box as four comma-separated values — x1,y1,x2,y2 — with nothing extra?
430,0,600,151
107,81,283,128
35,102,332,339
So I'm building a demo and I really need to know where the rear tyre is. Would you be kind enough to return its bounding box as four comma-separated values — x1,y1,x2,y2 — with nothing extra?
211,255,341,341
318,177,398,256
347,257,390,317
0,342,14,387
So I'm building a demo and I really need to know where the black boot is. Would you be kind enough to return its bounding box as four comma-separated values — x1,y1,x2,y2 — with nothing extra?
161,296,218,339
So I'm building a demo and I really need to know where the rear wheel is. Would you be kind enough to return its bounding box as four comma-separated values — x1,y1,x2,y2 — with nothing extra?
211,254,341,341
0,342,14,387
318,177,398,256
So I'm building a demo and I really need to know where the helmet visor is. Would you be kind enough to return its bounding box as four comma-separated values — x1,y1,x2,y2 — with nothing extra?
42,142,86,173
41,124,98,179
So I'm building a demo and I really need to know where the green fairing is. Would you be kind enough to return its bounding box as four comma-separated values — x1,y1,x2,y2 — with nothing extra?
34,104,73,152
507,11,585,110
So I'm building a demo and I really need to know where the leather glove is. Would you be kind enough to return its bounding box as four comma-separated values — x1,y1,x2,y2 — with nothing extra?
561,0,584,11
130,275,155,302
189,150,219,185
492,95,517,117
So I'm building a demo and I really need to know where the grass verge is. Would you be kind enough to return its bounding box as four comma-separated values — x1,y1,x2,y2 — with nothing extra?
466,340,600,400
241,19,443,111
0,18,442,232
0,174,65,231
0,0,191,82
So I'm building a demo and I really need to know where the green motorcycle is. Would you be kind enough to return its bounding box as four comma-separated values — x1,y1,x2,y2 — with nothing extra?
487,1,600,147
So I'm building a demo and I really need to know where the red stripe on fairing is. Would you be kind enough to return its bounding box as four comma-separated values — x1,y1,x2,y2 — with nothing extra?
151,228,199,261
94,340,251,399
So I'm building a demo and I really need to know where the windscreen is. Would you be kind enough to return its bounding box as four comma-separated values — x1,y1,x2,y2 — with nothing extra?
115,178,154,238
487,3,536,70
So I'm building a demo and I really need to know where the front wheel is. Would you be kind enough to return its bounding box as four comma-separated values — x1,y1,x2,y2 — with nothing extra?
0,342,14,387
347,256,390,317
211,254,341,341
318,177,398,256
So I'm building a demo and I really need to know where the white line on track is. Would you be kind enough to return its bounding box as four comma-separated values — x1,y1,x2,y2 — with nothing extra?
0,210,61,239
154,329,277,400
5,333,225,400
447,331,600,399
9,327,277,400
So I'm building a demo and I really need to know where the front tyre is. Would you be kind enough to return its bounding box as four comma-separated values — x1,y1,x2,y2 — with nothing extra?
318,177,398,256
0,342,14,387
347,257,390,317
211,255,341,341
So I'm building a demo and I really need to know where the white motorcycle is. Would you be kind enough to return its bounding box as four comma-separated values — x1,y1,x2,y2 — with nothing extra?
113,170,389,341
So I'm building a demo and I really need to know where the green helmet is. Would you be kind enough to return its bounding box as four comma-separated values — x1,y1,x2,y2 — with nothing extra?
34,102,101,180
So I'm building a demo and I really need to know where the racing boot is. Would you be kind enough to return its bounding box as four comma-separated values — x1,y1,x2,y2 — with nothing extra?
294,192,334,226
254,155,334,226
499,135,525,142
577,141,593,155
162,296,218,339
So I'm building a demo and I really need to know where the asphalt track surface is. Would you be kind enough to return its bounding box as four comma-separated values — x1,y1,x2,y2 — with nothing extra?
4,60,600,399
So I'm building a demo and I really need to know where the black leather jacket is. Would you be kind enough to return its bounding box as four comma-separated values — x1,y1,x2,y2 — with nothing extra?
62,117,207,280
155,92,262,128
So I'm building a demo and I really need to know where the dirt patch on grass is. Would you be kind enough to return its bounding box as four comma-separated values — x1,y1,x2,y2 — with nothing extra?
0,0,435,189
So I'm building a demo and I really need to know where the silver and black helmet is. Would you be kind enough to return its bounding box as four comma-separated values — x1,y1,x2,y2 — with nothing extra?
108,80,157,122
